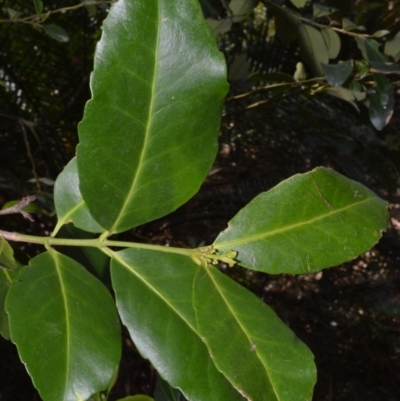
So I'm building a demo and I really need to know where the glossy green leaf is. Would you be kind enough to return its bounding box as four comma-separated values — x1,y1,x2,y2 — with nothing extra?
0,264,22,339
321,28,341,59
289,0,307,8
0,237,17,270
6,249,121,401
384,31,400,62
77,0,228,234
298,24,329,76
110,249,245,401
368,85,394,130
322,60,353,87
53,157,104,235
214,167,388,274
154,375,186,401
193,265,316,401
41,24,70,42
229,0,258,23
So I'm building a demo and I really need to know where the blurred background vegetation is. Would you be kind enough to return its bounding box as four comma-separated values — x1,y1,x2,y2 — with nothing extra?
1,0,400,400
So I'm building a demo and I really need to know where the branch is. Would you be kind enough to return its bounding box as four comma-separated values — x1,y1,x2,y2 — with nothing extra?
0,195,36,221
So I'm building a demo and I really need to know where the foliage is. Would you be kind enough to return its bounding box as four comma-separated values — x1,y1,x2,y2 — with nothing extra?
0,1,391,401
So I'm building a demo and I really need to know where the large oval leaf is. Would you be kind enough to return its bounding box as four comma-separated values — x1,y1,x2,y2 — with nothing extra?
6,249,121,401
110,249,245,401
77,0,228,234
53,157,104,235
193,265,316,401
214,167,388,274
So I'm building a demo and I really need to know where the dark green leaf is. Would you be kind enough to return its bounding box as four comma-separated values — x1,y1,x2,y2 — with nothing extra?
384,31,400,62
0,265,22,339
193,265,316,401
77,0,228,234
322,60,353,87
34,0,43,14
368,85,394,130
274,7,300,44
41,24,70,43
298,24,329,76
154,375,186,401
214,167,388,274
53,157,104,235
369,61,400,75
355,37,388,63
6,249,121,401
110,249,245,401
229,0,258,23
321,28,341,59
0,237,17,270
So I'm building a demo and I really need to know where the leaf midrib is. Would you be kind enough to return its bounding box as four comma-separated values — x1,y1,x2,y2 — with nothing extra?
215,196,372,249
109,3,161,234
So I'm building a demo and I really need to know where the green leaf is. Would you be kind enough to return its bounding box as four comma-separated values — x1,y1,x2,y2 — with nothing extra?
274,7,300,44
342,18,360,31
384,31,400,62
298,24,329,76
6,249,121,401
53,157,105,235
368,85,394,130
0,264,22,339
154,375,186,401
0,237,17,270
110,249,246,401
41,24,70,42
206,18,232,36
321,28,341,59
322,60,353,87
77,0,228,234
193,265,316,401
229,0,258,23
369,61,400,75
289,0,307,8
313,4,337,18
2,199,45,215
116,396,154,401
33,0,43,14
355,37,389,63
214,167,388,274
371,30,390,38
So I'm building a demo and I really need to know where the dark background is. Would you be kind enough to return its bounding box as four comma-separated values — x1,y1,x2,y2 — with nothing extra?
1,0,400,400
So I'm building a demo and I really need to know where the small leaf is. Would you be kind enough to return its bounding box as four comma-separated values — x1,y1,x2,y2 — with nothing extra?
298,24,329,76
77,0,228,234
289,0,307,8
371,30,390,38
34,0,43,14
6,249,121,401
193,265,316,401
0,237,17,270
342,18,364,31
321,28,341,59
206,18,232,35
313,4,337,18
214,167,389,274
322,60,353,87
368,85,394,130
384,31,400,61
110,249,246,401
41,24,70,42
229,0,258,23
53,157,105,235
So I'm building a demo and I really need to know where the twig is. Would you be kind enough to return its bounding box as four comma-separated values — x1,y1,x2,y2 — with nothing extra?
0,195,36,222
